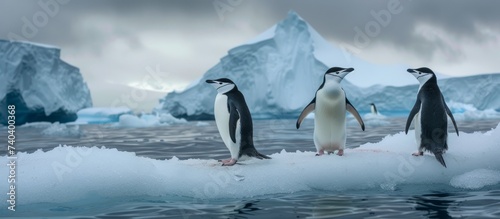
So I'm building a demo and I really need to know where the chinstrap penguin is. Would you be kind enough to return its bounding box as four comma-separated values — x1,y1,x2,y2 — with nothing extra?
405,67,459,167
296,67,365,156
206,78,270,166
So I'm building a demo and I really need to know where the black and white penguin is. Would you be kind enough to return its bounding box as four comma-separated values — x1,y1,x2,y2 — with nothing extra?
206,78,270,166
296,67,365,156
406,67,459,167
370,103,378,115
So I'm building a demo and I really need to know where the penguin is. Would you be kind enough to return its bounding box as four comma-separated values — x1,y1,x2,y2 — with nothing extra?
405,67,459,167
370,103,378,115
206,78,270,166
296,67,365,156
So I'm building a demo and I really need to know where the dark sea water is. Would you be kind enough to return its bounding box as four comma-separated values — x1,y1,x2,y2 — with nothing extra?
1,117,500,218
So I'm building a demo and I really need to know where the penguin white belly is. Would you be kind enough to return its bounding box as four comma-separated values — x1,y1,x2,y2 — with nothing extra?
414,108,422,149
214,94,241,159
313,86,347,152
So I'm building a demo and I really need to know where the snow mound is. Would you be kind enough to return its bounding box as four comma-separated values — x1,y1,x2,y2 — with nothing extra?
1,123,499,206
41,123,84,137
0,40,92,125
75,107,133,124
114,113,186,128
450,169,500,189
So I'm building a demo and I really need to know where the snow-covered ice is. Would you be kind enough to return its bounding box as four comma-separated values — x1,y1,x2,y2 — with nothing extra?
450,169,500,189
1,123,498,206
0,40,92,125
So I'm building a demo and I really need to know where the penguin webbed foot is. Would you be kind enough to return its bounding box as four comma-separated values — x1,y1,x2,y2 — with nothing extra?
316,149,325,156
337,149,344,156
412,151,424,156
221,158,237,166
218,158,232,163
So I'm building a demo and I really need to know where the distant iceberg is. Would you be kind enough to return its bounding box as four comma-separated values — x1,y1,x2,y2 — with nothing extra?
353,74,500,113
41,122,84,137
0,40,92,125
113,113,187,128
75,107,133,124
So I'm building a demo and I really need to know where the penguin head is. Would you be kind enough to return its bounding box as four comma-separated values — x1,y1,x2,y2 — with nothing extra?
324,67,354,82
407,67,436,84
205,78,236,93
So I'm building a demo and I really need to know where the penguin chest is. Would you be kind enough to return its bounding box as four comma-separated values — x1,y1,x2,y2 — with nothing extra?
214,94,241,158
314,84,347,149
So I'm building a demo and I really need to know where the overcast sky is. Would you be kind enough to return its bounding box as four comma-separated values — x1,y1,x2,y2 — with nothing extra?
1,0,499,111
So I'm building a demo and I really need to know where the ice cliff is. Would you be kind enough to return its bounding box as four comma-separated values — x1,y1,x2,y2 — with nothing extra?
0,40,92,125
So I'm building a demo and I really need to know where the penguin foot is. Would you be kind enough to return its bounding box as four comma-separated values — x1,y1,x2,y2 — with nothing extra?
221,159,237,166
412,151,424,156
337,149,344,156
218,158,232,163
315,150,325,156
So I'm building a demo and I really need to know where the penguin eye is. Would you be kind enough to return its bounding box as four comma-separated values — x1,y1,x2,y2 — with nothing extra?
419,72,422,74
336,72,339,74
218,82,222,85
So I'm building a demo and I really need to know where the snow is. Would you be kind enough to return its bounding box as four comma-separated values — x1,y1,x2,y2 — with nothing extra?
41,123,84,137
450,169,500,189
114,113,187,128
0,40,92,125
1,122,499,206
75,107,133,124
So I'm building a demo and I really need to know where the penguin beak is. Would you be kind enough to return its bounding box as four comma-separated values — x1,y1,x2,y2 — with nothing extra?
205,79,215,84
407,69,415,73
344,68,354,73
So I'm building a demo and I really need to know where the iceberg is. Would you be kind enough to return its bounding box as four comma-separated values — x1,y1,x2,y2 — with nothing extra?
41,122,84,137
0,40,92,125
156,11,403,120
353,73,500,113
156,11,500,120
1,123,499,206
75,107,133,124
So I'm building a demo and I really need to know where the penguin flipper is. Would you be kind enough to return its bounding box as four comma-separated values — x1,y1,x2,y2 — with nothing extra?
296,97,316,129
346,98,365,131
442,95,459,136
405,98,421,134
228,102,240,144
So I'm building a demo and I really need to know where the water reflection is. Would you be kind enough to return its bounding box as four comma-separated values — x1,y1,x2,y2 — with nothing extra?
412,193,454,219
